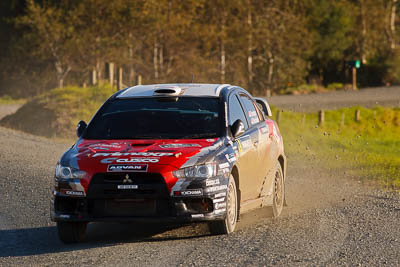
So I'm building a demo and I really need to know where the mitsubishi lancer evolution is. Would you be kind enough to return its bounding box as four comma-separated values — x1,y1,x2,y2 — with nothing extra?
51,83,286,243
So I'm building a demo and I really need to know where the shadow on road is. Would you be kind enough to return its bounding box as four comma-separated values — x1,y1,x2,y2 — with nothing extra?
0,222,211,258
0,206,276,258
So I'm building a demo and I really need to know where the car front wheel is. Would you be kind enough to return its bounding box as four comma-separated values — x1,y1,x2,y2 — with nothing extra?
208,175,238,234
57,221,87,243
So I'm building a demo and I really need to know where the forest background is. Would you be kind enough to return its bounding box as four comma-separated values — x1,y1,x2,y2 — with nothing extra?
1,0,400,97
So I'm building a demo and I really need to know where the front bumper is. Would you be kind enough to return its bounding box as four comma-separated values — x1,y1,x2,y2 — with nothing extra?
51,173,229,224
51,195,226,223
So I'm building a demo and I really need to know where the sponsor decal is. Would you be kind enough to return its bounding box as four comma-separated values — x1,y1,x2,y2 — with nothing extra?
205,184,228,193
117,184,138,189
159,144,200,148
215,202,227,209
219,162,229,169
218,167,230,176
206,179,220,186
272,124,281,143
214,192,226,198
225,153,236,163
248,110,257,117
180,189,203,196
62,190,84,196
90,143,125,150
236,140,242,153
92,147,109,150
101,158,159,164
260,126,269,134
122,174,132,183
214,209,226,214
213,198,225,203
250,117,258,125
241,139,252,149
191,214,204,218
107,164,148,172
92,152,174,157
206,139,216,142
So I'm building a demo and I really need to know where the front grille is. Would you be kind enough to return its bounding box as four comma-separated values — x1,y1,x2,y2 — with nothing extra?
87,172,172,218
91,172,166,185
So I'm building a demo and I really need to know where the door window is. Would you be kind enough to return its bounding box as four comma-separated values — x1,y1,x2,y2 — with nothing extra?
228,94,249,129
239,94,260,126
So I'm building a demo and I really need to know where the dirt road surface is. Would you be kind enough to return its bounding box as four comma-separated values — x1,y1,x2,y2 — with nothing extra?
0,104,22,120
267,86,400,112
0,125,399,266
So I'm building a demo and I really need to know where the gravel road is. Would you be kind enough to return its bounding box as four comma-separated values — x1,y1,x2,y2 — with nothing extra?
0,126,399,266
267,86,400,112
0,104,22,120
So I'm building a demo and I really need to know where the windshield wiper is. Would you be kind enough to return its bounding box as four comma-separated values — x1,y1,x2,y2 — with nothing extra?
127,135,163,139
180,133,217,139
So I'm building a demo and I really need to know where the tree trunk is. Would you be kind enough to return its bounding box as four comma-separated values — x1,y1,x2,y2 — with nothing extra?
390,0,398,49
267,51,274,89
159,44,164,78
221,39,226,84
360,0,368,64
55,60,71,89
107,62,115,87
128,33,135,85
220,9,227,84
96,60,103,82
59,78,64,89
117,67,123,90
154,39,159,80
247,2,253,90
91,69,97,85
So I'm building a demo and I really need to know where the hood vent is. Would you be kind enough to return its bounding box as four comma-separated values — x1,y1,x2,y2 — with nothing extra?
153,86,182,96
131,143,154,147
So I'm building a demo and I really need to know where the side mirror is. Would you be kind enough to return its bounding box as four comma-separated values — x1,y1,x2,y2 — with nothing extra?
255,97,272,117
76,120,87,138
230,119,245,139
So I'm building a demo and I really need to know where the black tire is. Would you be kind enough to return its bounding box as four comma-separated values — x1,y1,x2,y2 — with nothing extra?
57,221,87,243
208,175,238,235
272,162,284,218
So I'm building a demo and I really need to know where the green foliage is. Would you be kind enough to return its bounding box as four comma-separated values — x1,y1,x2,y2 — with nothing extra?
0,95,26,105
327,83,343,90
274,106,400,190
0,84,114,138
1,0,400,96
384,49,400,84
39,83,114,135
307,0,354,63
282,83,344,94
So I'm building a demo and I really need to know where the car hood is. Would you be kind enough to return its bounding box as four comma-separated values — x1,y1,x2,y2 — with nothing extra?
61,138,223,173
60,138,224,193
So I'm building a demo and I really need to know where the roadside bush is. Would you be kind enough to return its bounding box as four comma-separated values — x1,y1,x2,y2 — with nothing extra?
0,83,114,138
327,82,343,90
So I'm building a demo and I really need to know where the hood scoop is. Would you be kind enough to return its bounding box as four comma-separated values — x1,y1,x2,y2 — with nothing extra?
153,86,182,96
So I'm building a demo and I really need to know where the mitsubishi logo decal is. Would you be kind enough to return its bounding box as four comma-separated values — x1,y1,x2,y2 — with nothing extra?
123,174,133,184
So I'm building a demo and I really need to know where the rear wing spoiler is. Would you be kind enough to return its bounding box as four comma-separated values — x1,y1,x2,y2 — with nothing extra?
254,97,272,117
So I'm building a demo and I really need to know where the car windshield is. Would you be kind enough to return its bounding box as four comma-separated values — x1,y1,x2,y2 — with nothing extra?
84,97,223,139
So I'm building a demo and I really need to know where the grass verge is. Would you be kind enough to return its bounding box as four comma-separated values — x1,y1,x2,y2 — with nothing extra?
0,83,114,138
1,85,399,189
0,95,27,105
274,106,400,190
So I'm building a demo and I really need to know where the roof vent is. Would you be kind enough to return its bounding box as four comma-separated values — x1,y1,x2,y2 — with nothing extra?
153,86,182,96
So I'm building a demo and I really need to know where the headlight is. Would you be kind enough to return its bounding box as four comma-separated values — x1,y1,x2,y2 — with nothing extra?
173,163,216,179
55,163,86,179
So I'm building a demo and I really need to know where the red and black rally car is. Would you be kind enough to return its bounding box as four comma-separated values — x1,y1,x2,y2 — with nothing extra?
51,83,286,243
